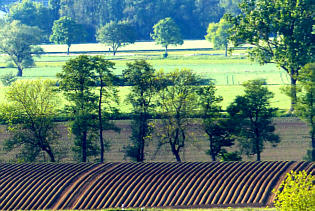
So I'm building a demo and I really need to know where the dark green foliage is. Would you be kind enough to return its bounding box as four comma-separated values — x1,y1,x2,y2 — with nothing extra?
219,0,241,15
96,20,136,56
227,79,280,161
225,0,315,111
197,83,235,161
0,72,17,86
49,0,60,20
59,0,223,40
91,56,120,163
57,55,98,162
295,63,315,161
123,60,158,162
7,0,54,42
219,151,242,161
57,55,118,162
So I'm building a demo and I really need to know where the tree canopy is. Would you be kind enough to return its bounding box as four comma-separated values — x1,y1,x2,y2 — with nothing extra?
205,18,232,56
7,0,54,41
151,17,183,57
0,80,59,162
0,20,43,77
227,79,280,161
123,60,159,162
295,63,315,161
225,0,315,111
50,16,86,55
96,20,136,56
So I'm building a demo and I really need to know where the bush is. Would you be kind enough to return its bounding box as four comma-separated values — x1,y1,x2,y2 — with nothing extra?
0,72,17,86
273,170,315,210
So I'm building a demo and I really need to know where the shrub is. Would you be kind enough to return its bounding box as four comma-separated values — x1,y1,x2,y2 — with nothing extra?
0,72,17,86
273,170,315,210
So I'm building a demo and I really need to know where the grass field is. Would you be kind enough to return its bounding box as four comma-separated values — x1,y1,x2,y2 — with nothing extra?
0,41,292,112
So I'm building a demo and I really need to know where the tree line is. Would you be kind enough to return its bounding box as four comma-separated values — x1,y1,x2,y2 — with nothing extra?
0,56,283,163
1,0,241,42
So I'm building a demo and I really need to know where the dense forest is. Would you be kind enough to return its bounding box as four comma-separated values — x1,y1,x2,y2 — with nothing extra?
1,0,241,41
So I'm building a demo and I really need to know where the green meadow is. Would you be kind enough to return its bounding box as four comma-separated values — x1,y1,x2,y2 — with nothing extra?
0,41,291,112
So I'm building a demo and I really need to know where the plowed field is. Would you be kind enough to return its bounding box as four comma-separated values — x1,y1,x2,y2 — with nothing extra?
0,162,313,210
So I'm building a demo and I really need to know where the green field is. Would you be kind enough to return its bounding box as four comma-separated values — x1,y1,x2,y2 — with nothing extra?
0,41,292,112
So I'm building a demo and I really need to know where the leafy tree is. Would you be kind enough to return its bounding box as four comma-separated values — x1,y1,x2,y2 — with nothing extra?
156,69,199,162
7,0,54,41
295,63,315,161
57,55,98,162
123,60,159,162
227,79,280,161
225,0,315,112
273,170,315,210
197,84,235,161
151,17,183,58
96,20,136,56
50,16,85,55
90,56,120,163
205,18,232,57
0,20,43,77
0,80,59,162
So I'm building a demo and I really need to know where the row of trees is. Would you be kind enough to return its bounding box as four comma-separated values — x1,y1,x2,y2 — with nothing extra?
1,56,284,162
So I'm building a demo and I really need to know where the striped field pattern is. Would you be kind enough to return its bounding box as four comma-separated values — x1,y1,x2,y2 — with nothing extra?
0,161,313,210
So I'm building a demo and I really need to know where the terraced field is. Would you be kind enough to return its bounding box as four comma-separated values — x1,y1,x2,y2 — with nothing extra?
0,161,313,210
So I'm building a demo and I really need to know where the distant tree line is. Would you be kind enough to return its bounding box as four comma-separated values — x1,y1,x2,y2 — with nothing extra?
1,0,242,41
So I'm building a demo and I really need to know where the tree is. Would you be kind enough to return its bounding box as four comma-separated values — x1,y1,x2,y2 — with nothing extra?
151,17,183,58
50,16,85,55
225,0,315,112
295,63,315,161
227,79,280,161
273,170,315,210
96,20,136,56
123,60,159,162
7,0,54,41
205,18,232,57
0,20,43,77
197,84,235,161
57,55,98,162
0,80,59,162
90,56,119,163
156,69,199,162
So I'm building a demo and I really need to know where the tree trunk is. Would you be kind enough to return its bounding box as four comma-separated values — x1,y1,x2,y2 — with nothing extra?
209,136,216,161
16,66,23,77
256,138,261,161
171,138,181,162
99,80,104,163
312,130,315,161
44,146,55,162
225,44,228,57
289,74,297,112
67,45,70,55
164,46,168,58
82,130,87,162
